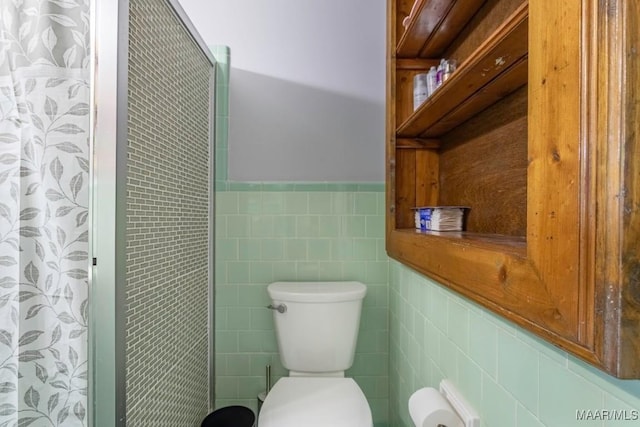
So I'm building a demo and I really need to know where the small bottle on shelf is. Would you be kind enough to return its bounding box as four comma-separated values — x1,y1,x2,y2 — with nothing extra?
426,66,438,98
442,59,457,82
436,59,446,89
413,73,428,110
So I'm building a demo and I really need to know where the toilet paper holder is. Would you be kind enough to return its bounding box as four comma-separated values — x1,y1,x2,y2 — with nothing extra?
439,379,479,427
409,379,479,427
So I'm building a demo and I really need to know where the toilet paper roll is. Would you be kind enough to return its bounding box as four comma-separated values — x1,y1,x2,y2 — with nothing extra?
408,387,464,427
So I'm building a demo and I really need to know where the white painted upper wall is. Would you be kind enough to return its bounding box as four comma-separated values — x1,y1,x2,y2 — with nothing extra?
179,0,386,182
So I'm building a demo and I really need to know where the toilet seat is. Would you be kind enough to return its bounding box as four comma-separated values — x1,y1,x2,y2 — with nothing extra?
258,377,372,427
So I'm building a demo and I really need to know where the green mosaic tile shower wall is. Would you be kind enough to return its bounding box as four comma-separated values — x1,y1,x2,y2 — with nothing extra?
126,0,212,425
389,260,640,427
215,190,389,426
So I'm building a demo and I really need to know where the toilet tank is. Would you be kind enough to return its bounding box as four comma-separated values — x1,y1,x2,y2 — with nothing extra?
267,281,367,375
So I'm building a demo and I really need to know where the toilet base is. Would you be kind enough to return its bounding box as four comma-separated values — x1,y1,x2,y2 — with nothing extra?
258,377,372,427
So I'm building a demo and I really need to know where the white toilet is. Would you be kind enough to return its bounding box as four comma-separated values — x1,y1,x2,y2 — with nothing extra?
259,281,373,427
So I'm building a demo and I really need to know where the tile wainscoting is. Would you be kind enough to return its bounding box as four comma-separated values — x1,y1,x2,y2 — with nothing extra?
215,189,389,426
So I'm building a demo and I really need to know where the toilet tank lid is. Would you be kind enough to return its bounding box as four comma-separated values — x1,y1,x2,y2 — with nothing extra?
267,281,366,303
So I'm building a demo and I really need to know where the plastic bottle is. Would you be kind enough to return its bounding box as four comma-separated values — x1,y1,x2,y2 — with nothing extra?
436,59,446,89
426,66,438,97
413,73,428,110
443,59,457,83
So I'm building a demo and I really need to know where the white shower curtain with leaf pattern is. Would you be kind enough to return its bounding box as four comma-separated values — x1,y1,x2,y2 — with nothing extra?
0,0,90,426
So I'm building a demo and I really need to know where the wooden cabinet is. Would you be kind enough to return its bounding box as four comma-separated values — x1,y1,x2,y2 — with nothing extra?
386,0,640,377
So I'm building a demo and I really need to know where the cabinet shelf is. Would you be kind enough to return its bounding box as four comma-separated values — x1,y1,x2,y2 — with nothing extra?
387,0,640,377
396,0,486,58
394,228,526,255
397,2,528,138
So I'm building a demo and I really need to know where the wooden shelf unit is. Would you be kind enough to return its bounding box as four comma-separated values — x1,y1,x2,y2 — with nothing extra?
397,3,528,138
386,0,640,378
396,0,486,58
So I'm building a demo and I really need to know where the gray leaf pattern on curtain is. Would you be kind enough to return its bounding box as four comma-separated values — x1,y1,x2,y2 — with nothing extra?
0,1,90,426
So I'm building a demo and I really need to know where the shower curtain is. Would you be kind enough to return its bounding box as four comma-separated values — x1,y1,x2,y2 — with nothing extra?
0,1,90,426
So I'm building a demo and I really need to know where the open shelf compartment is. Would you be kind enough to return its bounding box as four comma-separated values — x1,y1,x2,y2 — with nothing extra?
396,0,487,58
397,2,528,138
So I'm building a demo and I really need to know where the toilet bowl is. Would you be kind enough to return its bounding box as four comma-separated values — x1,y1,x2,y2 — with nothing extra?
259,377,371,427
258,281,373,427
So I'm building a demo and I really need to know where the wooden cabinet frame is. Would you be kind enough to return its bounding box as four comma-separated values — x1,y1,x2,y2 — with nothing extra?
386,0,640,377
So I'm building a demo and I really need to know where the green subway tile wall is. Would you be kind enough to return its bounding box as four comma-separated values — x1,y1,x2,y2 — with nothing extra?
215,190,389,426
389,260,640,427
212,42,640,427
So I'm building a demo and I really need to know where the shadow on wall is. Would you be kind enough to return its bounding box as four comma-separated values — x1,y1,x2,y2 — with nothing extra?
227,68,385,183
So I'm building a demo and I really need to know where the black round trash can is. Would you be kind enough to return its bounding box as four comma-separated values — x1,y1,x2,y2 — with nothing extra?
201,406,255,427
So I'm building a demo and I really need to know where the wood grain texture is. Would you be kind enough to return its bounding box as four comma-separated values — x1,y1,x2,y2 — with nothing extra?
592,0,640,377
397,3,528,137
397,58,440,70
528,0,582,343
419,0,489,57
396,69,420,125
439,86,527,235
395,149,417,229
445,0,526,63
619,0,640,378
386,0,640,377
396,0,416,44
415,149,440,206
387,229,578,336
398,0,456,57
387,229,602,365
396,138,441,149
397,0,486,58
422,55,527,137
